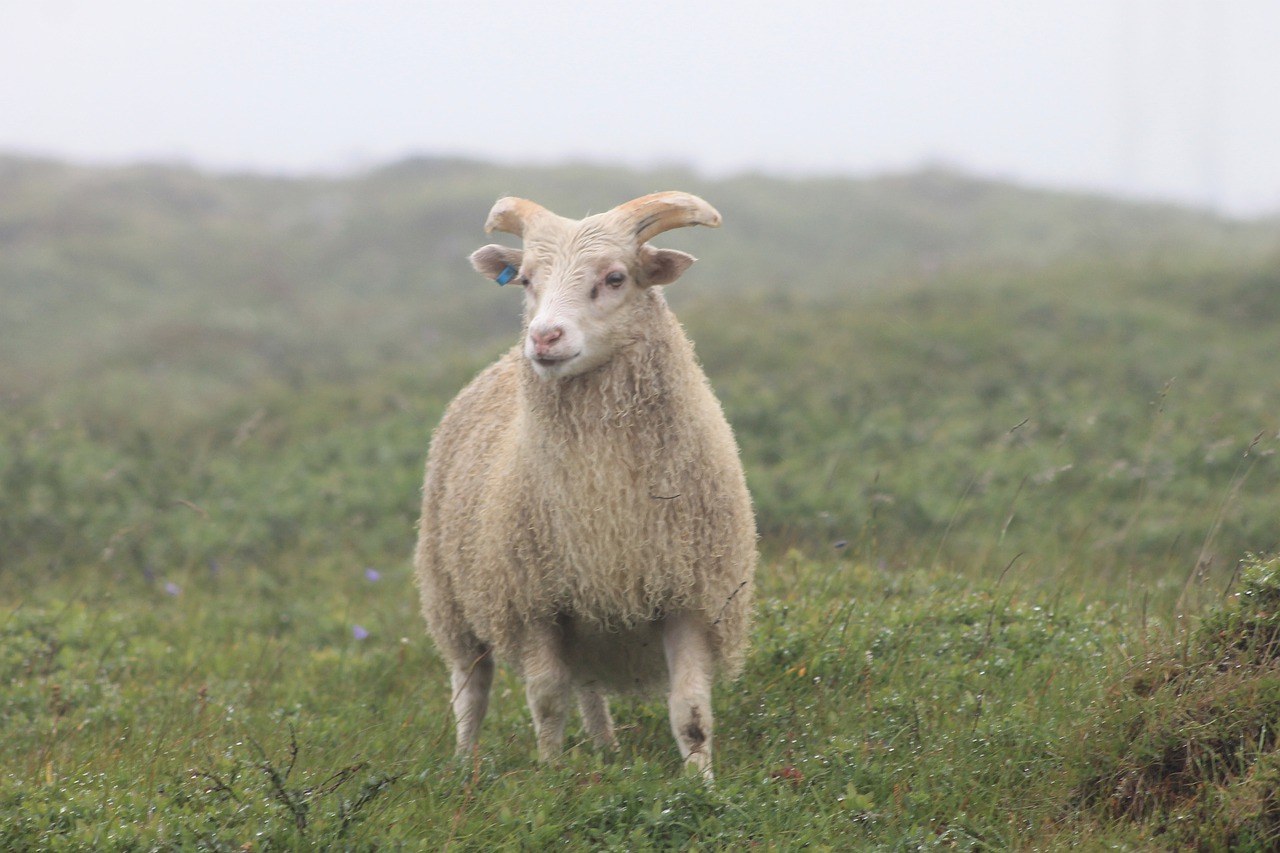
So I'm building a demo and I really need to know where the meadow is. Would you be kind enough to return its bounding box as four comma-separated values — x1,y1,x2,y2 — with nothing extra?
2,156,1279,849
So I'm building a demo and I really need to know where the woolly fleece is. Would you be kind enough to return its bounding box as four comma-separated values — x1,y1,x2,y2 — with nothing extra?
414,286,756,694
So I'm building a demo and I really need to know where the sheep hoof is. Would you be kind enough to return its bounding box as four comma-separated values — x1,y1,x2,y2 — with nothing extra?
683,752,714,783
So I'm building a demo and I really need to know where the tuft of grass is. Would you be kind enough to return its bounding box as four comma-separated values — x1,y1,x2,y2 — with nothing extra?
1072,553,1280,849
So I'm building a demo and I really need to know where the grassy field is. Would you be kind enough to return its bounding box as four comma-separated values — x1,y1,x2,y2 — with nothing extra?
2,157,1279,849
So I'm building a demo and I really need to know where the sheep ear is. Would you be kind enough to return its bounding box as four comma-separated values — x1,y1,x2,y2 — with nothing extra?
640,247,696,287
470,245,524,283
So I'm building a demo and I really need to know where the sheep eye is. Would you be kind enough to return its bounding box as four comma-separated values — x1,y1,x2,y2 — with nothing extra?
518,274,531,287
605,271,626,288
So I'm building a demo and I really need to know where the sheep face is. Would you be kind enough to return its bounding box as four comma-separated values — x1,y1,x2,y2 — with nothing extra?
469,193,721,380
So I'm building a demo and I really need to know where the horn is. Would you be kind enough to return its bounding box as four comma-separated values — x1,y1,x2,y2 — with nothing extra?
613,192,722,244
483,197,553,237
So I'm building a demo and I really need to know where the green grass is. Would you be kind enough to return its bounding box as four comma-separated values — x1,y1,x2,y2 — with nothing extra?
2,291,1275,847
1,547,1141,851
1069,555,1280,850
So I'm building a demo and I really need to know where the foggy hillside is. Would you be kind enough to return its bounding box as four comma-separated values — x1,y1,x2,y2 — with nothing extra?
4,155,1275,403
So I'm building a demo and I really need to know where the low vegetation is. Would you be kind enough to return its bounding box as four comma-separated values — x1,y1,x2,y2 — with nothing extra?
1073,554,1280,850
1,156,1277,848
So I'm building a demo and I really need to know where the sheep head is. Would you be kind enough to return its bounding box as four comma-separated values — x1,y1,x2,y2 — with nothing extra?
469,192,721,380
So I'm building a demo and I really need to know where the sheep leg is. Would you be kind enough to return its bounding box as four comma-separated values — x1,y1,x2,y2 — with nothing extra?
662,612,715,781
450,647,495,755
576,687,619,751
523,626,572,761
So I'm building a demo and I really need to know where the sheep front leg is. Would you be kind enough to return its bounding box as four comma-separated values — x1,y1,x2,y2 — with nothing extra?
523,625,572,762
662,612,715,781
450,647,495,755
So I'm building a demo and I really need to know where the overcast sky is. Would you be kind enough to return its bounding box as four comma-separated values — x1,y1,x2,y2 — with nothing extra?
3,0,1278,216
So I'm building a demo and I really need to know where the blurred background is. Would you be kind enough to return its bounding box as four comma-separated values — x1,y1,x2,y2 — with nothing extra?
4,0,1279,214
2,0,1278,610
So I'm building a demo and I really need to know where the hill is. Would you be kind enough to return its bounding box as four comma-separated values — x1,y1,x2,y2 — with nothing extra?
2,154,1277,601
3,155,1280,848
3,155,1274,410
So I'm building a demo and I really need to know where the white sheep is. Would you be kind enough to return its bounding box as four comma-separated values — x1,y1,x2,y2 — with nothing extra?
413,192,757,779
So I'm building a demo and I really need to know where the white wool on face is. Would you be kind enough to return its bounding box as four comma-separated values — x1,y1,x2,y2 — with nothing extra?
519,226,640,381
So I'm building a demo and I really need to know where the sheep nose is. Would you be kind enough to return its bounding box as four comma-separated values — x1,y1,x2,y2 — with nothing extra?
530,326,563,354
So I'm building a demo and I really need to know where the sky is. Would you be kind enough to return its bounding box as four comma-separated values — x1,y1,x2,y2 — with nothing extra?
3,0,1278,216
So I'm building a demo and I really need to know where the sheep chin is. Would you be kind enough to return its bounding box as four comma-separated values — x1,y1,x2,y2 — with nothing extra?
527,352,583,380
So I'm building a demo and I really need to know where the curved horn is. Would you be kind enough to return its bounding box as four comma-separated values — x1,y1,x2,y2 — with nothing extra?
613,192,722,244
483,197,553,237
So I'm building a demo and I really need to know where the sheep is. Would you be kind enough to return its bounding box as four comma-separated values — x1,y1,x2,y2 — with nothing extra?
413,191,757,779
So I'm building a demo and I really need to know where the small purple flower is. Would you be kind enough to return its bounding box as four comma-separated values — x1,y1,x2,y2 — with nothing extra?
364,568,381,582
352,624,369,640
164,582,182,597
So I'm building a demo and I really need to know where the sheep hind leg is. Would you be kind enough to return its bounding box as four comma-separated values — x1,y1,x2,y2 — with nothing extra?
523,626,572,762
662,612,715,781
450,646,495,756
576,687,619,752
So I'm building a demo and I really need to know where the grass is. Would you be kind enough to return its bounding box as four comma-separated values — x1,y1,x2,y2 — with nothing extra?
1069,555,1280,850
2,285,1276,847
2,330,1275,849
2,546,1144,851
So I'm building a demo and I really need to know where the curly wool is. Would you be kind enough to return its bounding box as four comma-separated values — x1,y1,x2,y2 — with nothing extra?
414,288,756,692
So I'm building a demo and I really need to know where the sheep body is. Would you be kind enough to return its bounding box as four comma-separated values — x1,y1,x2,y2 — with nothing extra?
414,192,755,776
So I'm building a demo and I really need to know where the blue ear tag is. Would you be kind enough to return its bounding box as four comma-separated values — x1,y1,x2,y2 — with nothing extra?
496,265,517,286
